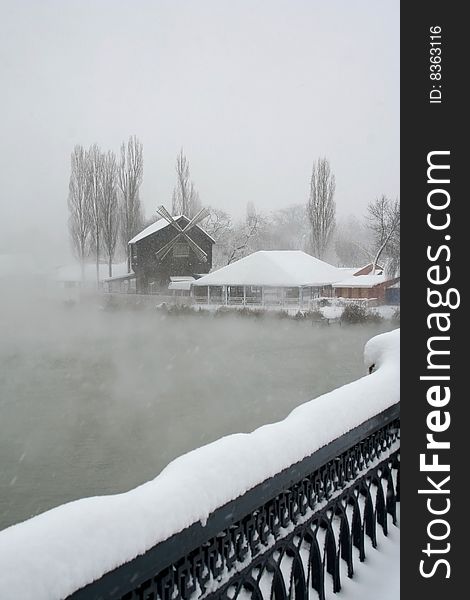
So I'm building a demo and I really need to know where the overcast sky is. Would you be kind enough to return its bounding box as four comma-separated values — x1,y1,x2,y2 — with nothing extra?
0,0,399,259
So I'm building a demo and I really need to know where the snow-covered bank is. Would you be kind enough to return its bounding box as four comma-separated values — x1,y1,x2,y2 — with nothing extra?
0,329,400,600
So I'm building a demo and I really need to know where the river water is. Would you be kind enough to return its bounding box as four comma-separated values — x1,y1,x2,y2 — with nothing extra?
0,292,395,531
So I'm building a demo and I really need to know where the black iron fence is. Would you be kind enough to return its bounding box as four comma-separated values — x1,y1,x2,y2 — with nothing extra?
68,403,400,600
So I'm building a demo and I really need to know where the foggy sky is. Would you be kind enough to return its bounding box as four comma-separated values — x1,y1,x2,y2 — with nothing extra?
0,0,399,260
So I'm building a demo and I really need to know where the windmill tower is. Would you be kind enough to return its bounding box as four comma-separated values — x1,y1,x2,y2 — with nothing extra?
128,206,215,294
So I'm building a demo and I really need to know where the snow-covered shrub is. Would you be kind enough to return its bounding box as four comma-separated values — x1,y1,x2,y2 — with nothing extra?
238,307,266,318
102,295,120,311
274,310,291,319
366,310,384,323
158,304,204,317
341,303,369,323
214,306,232,317
392,307,400,323
302,309,324,322
341,304,384,324
214,306,267,319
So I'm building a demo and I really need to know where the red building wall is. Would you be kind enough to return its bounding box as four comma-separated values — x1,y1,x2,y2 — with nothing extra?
335,278,400,303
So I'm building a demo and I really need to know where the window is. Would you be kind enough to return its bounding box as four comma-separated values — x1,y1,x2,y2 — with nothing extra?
194,286,208,298
173,242,190,258
229,286,244,297
285,287,300,299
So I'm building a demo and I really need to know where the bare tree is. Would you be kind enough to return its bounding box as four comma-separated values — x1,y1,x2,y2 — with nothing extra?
306,158,336,258
200,204,312,268
118,136,144,271
263,204,310,250
246,201,257,226
171,149,202,217
201,207,232,241
367,196,400,275
67,145,92,280
226,213,263,265
100,151,120,277
86,144,104,284
334,215,372,267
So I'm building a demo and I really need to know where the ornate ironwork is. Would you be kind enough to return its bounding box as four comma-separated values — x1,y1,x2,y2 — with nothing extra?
69,404,400,600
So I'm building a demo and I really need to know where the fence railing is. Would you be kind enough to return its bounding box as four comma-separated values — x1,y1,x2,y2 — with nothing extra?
68,403,400,600
193,297,317,309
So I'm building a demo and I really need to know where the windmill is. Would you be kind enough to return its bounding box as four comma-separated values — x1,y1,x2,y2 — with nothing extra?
154,206,211,263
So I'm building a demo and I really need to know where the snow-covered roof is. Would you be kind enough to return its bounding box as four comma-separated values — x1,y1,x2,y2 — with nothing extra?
168,276,195,291
170,276,195,282
55,262,129,283
192,251,347,287
352,263,384,276
338,267,360,276
103,272,136,282
168,281,192,291
128,216,216,245
332,274,397,288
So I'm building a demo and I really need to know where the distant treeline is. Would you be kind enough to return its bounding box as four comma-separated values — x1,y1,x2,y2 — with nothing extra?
67,142,400,280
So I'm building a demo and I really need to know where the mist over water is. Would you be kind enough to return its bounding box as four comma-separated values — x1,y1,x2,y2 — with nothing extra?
0,289,394,531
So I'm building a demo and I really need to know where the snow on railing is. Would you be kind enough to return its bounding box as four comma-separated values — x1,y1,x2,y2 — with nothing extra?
0,329,400,600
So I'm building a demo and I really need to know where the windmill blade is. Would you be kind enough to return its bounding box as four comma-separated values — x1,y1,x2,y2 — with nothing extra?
154,205,209,262
181,232,208,262
184,235,207,262
156,205,176,222
155,233,183,260
156,206,183,233
157,243,178,262
156,231,207,263
181,207,210,233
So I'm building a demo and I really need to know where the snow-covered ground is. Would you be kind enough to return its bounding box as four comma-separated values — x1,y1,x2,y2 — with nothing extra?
321,303,398,320
0,329,399,600
340,509,400,600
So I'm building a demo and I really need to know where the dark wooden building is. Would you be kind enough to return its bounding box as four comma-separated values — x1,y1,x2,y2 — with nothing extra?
128,215,215,294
